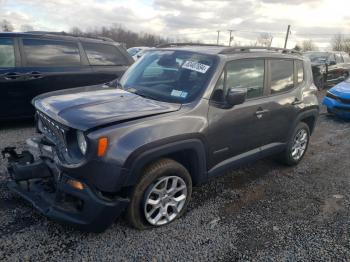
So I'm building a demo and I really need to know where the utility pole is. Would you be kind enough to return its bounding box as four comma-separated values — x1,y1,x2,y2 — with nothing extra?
284,25,291,49
217,30,220,45
228,30,234,46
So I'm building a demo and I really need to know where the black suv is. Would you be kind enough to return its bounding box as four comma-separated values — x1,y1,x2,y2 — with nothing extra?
304,51,350,89
0,32,133,120
4,45,319,232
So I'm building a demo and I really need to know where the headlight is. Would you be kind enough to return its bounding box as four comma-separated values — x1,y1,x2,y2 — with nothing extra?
77,131,87,155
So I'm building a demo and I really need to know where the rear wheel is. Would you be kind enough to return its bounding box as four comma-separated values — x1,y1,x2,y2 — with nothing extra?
278,122,310,166
127,158,192,229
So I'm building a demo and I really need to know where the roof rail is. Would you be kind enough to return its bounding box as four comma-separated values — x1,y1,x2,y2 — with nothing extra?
219,46,302,55
25,31,115,42
156,42,224,48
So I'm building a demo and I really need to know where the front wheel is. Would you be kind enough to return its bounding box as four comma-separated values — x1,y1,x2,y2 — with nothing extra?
278,122,310,166
127,158,192,229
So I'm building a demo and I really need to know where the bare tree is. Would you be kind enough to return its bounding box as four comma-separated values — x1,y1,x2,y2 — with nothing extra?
331,34,350,54
257,33,273,47
331,34,344,51
301,40,318,51
69,24,170,48
0,19,14,32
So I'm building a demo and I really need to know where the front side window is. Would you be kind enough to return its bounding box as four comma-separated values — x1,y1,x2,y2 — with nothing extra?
120,50,216,103
0,38,15,67
83,43,127,66
23,39,81,66
212,59,265,102
270,59,294,94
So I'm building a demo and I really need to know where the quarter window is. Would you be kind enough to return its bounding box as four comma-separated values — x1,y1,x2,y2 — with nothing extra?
270,60,294,94
23,39,81,66
296,60,304,84
0,38,15,67
82,43,127,66
225,59,265,99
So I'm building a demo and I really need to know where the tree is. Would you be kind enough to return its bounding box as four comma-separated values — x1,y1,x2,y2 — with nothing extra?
0,19,14,32
257,33,273,47
301,40,317,51
331,34,350,54
294,44,302,51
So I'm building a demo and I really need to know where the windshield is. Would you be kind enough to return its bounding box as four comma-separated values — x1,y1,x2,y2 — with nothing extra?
304,52,329,63
119,50,217,103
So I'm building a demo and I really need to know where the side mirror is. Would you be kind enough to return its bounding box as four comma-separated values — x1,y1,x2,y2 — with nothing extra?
226,88,247,107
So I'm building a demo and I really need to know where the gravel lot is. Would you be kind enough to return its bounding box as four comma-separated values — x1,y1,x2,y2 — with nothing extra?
1,91,350,261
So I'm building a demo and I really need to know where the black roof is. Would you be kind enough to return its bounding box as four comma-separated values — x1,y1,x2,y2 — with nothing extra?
0,31,118,44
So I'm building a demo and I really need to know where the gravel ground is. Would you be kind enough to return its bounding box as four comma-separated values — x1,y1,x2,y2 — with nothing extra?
1,91,350,261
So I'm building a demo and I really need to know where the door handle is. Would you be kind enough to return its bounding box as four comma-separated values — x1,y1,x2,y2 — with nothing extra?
255,108,269,119
2,72,22,80
27,71,43,79
255,109,269,115
291,98,302,105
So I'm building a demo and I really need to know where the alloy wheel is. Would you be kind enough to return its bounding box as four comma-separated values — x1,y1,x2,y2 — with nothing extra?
144,176,187,226
291,129,308,161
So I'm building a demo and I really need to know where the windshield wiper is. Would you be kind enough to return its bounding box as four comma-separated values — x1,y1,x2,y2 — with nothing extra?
126,89,158,101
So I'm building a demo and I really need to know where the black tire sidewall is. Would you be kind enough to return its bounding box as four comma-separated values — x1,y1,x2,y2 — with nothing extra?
127,159,192,229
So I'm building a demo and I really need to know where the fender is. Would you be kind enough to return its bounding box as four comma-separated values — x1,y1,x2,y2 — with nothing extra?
289,107,319,139
123,136,208,187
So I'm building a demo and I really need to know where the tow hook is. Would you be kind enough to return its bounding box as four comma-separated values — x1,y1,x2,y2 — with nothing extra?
2,147,34,165
2,147,51,182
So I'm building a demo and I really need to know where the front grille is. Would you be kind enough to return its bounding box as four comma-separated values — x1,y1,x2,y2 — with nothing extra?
37,111,68,153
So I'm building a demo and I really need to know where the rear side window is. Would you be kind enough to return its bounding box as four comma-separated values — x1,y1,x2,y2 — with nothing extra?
226,59,265,99
270,60,294,94
82,43,127,66
0,38,15,67
23,39,81,66
296,60,304,84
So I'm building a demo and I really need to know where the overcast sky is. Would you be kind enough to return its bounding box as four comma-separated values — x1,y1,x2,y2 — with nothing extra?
2,0,350,49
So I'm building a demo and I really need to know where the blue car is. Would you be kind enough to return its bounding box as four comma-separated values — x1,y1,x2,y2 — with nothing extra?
323,78,350,119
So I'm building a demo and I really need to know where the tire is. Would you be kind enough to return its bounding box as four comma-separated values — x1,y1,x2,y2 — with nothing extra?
278,122,310,166
127,158,192,229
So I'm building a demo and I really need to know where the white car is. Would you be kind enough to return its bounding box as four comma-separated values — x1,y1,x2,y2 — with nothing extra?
127,46,152,61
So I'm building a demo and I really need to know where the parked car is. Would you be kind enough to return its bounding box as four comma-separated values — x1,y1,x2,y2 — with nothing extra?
304,51,350,89
323,78,350,119
0,32,133,120
127,46,152,60
4,45,319,232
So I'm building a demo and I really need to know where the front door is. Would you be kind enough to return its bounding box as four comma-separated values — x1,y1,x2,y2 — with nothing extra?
207,58,270,168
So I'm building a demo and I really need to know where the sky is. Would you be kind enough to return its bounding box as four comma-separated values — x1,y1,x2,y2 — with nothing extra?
1,0,350,49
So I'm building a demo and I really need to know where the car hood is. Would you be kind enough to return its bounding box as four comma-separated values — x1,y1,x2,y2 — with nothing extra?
34,88,181,131
329,81,350,99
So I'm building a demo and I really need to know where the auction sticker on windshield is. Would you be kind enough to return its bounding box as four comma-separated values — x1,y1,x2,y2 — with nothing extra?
182,61,210,74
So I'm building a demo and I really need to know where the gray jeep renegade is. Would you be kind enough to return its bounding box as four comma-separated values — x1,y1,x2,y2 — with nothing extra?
4,45,319,232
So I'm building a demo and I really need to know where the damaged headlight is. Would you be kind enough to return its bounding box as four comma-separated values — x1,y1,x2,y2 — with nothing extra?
77,131,87,155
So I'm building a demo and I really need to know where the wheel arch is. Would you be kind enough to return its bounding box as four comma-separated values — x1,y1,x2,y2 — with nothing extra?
123,137,208,187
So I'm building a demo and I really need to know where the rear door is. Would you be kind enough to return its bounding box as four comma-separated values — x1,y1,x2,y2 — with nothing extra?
0,37,24,119
81,42,130,83
15,37,93,117
259,59,302,149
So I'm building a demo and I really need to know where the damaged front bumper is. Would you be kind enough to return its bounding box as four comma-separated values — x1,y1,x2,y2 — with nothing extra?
3,139,129,233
